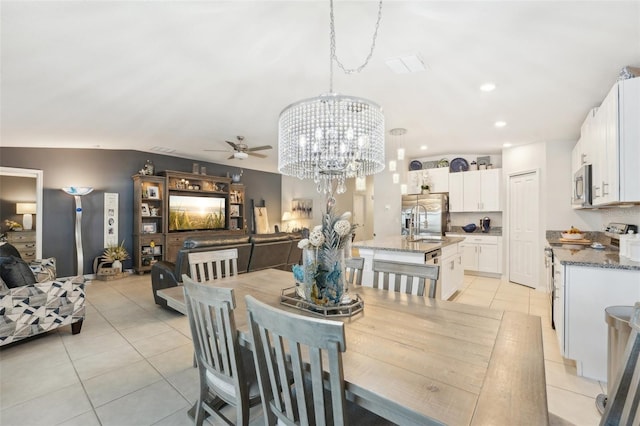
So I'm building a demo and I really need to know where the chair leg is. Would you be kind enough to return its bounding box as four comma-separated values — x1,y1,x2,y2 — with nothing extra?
237,402,249,426
71,320,83,335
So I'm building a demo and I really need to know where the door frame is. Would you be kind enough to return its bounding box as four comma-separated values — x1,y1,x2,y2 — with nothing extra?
506,168,541,289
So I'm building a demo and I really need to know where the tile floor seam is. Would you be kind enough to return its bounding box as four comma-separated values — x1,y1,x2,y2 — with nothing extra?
58,333,103,426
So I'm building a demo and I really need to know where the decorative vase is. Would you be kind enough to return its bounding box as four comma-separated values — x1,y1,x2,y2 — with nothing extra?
301,247,347,306
111,259,122,272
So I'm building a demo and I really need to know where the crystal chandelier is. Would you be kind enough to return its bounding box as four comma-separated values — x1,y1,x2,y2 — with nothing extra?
278,0,385,195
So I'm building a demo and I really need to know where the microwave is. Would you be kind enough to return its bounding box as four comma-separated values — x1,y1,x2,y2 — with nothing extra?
572,164,592,208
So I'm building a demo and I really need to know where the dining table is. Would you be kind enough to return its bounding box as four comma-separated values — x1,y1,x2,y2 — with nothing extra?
157,268,549,426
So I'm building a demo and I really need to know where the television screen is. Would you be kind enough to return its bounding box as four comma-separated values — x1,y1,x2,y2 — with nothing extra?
169,195,226,231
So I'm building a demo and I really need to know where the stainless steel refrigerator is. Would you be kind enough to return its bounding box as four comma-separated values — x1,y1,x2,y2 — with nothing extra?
401,193,449,237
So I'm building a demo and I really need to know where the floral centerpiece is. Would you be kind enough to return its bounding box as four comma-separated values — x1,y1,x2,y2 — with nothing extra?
101,240,129,272
292,204,356,306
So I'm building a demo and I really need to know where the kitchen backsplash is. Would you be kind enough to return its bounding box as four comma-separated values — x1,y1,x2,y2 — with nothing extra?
450,212,502,228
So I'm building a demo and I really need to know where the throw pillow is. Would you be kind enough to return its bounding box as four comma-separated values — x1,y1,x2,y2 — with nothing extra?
0,243,21,259
29,257,57,283
0,256,37,288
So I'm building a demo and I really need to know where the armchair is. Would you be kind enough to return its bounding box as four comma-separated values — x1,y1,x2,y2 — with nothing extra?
0,243,85,346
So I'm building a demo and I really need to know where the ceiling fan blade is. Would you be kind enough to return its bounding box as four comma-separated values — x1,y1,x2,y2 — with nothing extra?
204,149,230,152
248,145,273,152
227,154,236,160
226,140,239,150
247,151,267,158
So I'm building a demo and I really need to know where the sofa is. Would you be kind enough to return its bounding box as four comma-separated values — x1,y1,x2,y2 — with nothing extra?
151,232,302,308
0,242,85,346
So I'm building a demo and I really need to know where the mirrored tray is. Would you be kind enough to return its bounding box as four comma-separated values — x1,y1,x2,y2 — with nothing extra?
280,287,364,318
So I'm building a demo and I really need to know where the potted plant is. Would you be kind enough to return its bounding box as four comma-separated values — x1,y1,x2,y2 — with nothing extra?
101,240,129,272
421,184,430,194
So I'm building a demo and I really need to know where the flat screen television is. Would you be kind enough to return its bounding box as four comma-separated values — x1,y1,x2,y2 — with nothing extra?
168,194,226,232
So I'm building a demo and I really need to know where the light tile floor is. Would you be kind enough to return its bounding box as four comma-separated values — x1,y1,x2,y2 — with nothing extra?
0,273,604,425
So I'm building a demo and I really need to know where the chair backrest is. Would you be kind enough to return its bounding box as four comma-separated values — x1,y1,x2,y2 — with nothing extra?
345,257,365,287
245,295,348,426
182,276,248,408
372,259,439,298
188,248,238,282
600,302,640,426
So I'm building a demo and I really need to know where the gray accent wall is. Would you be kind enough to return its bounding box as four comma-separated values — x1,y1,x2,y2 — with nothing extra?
1,148,282,276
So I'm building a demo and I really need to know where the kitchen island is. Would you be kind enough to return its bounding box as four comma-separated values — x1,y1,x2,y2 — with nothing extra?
547,235,640,382
353,235,465,300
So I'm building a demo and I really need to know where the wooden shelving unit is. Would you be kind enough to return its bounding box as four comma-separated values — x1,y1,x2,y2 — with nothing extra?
132,174,166,274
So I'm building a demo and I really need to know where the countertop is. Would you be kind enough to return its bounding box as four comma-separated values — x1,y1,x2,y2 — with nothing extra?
546,231,640,271
353,235,464,254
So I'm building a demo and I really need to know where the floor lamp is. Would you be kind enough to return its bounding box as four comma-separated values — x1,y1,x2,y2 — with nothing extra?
62,187,93,277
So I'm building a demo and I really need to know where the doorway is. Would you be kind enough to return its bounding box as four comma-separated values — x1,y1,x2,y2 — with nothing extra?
508,171,539,288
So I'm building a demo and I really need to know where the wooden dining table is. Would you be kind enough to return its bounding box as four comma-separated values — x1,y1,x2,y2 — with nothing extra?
158,268,549,426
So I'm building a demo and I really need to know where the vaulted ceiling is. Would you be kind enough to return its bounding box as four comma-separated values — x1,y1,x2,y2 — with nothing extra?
2,1,639,173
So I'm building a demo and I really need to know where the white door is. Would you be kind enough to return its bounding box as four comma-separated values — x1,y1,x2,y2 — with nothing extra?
448,173,464,212
508,171,539,287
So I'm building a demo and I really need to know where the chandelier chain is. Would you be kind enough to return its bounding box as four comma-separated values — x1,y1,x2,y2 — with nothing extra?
329,0,383,91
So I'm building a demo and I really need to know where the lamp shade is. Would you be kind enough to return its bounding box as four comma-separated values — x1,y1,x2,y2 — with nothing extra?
61,187,94,196
16,203,36,215
281,211,292,221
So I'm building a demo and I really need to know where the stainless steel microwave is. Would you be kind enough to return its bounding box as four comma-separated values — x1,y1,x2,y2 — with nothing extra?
572,164,592,208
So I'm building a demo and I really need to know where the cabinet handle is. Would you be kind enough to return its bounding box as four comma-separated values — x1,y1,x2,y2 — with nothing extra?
602,181,609,196
25,243,36,248
450,260,454,270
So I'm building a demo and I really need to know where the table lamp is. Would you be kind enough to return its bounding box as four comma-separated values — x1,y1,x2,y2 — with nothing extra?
62,187,94,277
16,202,36,230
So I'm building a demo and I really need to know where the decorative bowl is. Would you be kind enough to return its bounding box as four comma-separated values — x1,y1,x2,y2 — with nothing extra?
561,232,586,240
462,224,477,233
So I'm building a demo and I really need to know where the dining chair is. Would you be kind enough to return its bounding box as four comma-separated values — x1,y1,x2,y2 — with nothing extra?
600,302,640,426
245,295,392,425
183,276,261,426
372,259,439,298
345,257,365,287
188,248,239,282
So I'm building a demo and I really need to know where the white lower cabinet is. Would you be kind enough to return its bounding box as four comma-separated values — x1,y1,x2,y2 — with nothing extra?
439,244,463,300
459,235,502,274
556,264,640,381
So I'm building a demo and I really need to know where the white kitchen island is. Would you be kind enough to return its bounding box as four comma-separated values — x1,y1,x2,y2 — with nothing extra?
353,235,465,300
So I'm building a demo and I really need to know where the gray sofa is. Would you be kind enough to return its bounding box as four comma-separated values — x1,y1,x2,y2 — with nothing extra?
151,233,302,308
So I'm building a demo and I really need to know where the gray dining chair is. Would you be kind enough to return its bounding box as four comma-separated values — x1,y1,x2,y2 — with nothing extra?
188,248,239,282
372,259,439,298
245,295,392,425
345,257,365,287
600,302,640,426
183,276,260,425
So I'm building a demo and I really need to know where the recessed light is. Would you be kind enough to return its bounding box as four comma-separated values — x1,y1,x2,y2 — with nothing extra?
495,121,507,128
480,83,496,92
503,143,512,147
420,145,427,150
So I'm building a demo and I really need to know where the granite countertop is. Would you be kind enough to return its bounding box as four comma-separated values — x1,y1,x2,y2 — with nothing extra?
546,231,640,271
353,235,464,254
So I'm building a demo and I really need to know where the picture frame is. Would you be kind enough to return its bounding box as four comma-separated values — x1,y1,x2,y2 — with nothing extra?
153,245,162,255
141,246,153,255
292,198,313,219
142,222,157,234
230,204,240,217
140,203,150,217
147,186,160,199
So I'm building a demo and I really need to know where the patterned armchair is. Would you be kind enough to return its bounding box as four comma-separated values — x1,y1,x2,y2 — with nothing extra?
0,252,86,346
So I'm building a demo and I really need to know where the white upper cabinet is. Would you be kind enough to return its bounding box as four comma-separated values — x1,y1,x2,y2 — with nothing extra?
450,169,502,212
591,78,640,205
572,108,598,173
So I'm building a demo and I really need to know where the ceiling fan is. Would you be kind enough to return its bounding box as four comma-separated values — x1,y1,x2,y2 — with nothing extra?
205,136,273,160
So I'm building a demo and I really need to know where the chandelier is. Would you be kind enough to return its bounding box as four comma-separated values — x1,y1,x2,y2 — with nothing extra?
278,0,385,195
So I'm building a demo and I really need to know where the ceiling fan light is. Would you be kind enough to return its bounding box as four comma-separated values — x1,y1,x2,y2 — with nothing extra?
234,152,249,160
